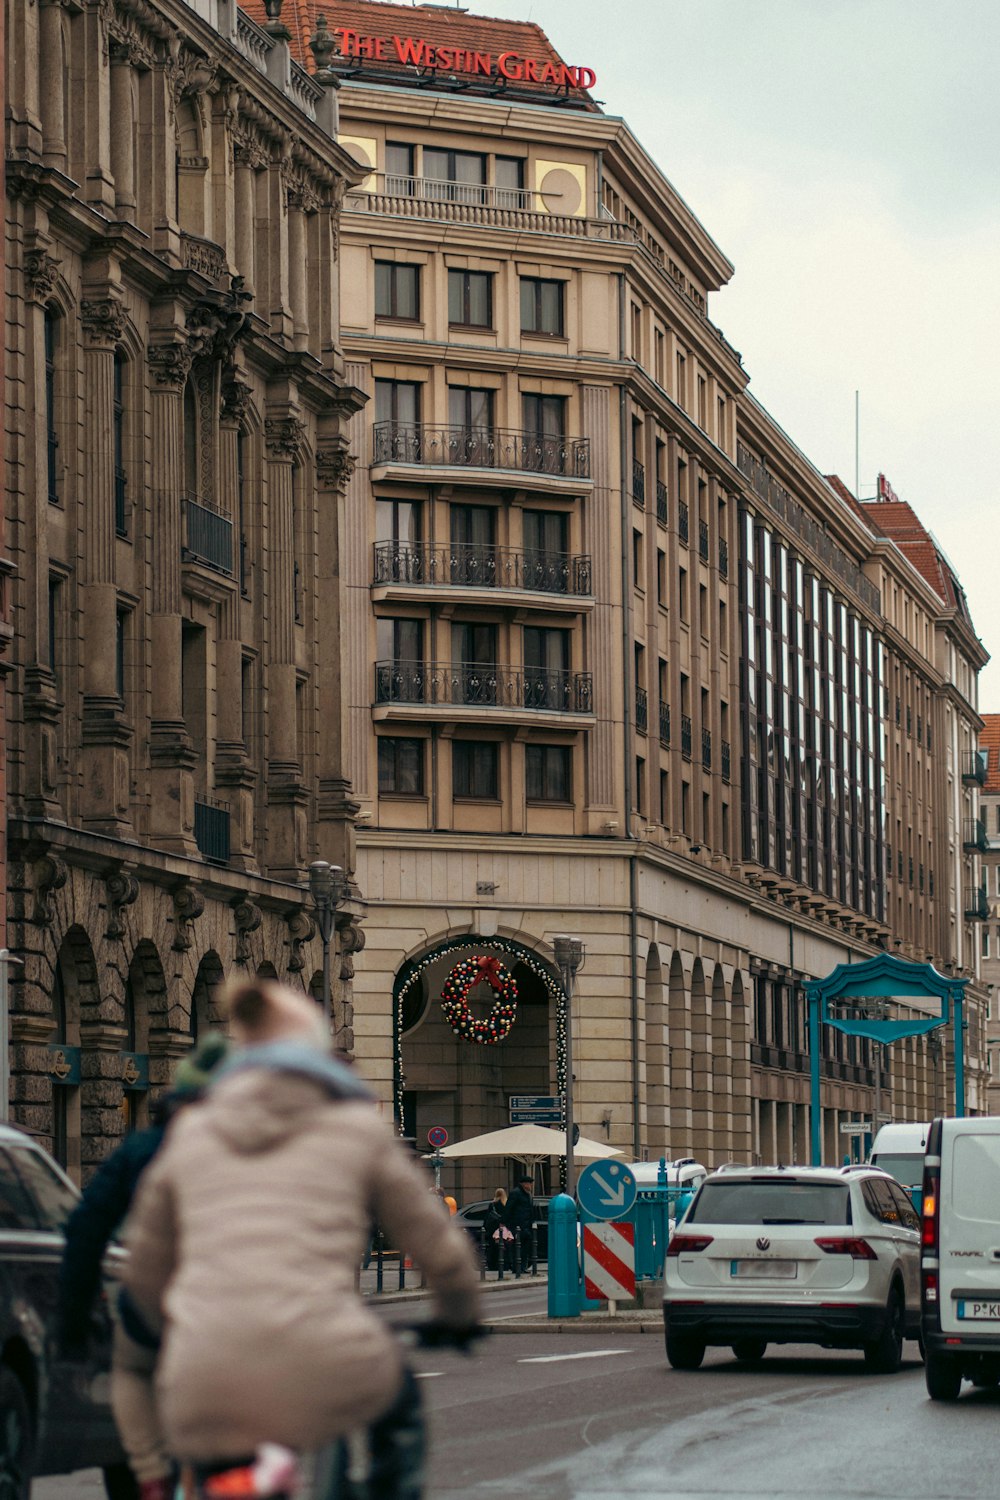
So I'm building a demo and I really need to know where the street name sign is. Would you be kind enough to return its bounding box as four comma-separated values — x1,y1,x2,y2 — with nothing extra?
509,1094,563,1125
839,1121,868,1134
583,1221,636,1302
577,1160,637,1220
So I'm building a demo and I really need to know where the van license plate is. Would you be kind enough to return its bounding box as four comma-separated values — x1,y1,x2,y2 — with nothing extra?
731,1259,797,1279
958,1301,1000,1320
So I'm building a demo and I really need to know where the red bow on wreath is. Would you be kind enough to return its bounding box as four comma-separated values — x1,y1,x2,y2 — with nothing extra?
473,955,505,991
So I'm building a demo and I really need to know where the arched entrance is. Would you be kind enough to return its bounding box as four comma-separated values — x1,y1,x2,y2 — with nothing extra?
123,940,167,1133
191,951,225,1041
393,936,564,1202
47,927,95,1180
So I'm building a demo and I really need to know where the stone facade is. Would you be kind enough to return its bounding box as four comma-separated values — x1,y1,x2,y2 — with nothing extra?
5,0,363,1177
978,714,1000,1109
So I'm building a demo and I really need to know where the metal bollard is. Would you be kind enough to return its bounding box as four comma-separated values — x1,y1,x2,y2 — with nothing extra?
478,1224,487,1282
530,1223,538,1276
513,1231,522,1279
398,1238,406,1291
375,1230,384,1295
497,1233,505,1281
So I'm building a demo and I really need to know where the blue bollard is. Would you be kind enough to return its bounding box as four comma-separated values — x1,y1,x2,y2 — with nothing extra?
547,1192,581,1318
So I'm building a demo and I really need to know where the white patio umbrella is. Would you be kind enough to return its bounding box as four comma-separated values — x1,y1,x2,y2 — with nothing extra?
429,1123,623,1166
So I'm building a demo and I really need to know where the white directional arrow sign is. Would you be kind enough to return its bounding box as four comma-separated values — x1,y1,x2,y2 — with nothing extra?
577,1160,637,1220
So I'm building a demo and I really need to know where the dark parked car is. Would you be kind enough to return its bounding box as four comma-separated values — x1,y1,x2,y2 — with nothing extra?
0,1124,129,1498
456,1196,552,1262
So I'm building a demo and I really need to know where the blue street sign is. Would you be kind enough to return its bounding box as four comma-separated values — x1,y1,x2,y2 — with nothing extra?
577,1160,637,1221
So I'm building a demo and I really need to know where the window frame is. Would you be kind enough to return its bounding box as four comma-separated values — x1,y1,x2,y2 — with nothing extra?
448,268,493,330
520,277,565,337
452,739,499,801
378,736,426,798
526,743,572,804
375,261,421,322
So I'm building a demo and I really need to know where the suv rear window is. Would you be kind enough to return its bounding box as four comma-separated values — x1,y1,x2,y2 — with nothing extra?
687,1179,851,1226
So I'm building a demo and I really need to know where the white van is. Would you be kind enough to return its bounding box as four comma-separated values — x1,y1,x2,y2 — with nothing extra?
921,1116,1000,1400
869,1121,929,1204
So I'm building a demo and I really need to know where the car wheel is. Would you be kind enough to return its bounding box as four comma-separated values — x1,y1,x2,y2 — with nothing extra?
925,1350,962,1402
102,1462,140,1500
665,1330,705,1370
0,1366,34,1500
731,1339,767,1363
864,1286,905,1374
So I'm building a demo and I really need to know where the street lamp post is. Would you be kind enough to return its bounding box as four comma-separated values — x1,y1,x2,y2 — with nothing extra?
308,861,342,1031
552,935,585,1196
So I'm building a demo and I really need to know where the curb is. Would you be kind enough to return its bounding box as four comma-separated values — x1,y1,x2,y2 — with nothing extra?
363,1275,548,1307
485,1318,662,1335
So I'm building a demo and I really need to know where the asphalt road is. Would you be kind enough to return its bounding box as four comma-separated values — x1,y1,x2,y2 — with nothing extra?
34,1308,1000,1500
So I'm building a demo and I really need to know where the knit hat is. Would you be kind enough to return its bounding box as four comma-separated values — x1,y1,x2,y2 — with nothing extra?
173,1032,231,1095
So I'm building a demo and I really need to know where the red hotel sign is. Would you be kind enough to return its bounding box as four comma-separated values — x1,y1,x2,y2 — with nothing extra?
334,28,597,91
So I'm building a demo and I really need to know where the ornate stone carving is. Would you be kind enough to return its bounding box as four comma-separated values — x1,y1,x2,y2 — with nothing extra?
221,369,254,426
264,416,307,460
23,248,60,303
33,854,68,927
81,297,129,349
335,916,365,982
148,340,195,389
232,898,262,963
286,909,316,972
180,232,228,284
286,179,322,215
165,46,218,112
104,869,139,940
171,884,205,951
233,133,270,173
316,443,356,492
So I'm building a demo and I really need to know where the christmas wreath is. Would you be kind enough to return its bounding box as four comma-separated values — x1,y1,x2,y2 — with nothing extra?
440,955,518,1045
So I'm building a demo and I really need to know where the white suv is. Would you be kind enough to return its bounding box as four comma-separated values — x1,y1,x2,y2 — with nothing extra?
662,1165,921,1372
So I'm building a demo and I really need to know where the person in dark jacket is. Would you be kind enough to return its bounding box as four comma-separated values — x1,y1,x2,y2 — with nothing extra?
503,1173,535,1274
482,1188,509,1272
57,1033,230,1500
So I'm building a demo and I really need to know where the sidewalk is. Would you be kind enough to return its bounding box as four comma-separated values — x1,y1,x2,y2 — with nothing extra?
360,1264,548,1304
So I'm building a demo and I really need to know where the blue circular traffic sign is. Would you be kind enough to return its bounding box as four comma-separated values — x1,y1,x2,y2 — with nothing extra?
427,1126,449,1149
576,1160,637,1220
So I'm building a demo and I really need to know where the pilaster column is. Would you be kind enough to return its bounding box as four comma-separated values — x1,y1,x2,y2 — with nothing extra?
287,193,309,352
233,148,260,297
262,412,305,879
147,340,197,852
39,0,68,170
109,44,136,213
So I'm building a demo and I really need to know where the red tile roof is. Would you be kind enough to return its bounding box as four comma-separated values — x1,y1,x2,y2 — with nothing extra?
980,714,1000,794
248,0,600,108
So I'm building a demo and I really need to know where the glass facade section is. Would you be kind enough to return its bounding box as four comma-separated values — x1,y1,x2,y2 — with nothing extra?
739,508,884,921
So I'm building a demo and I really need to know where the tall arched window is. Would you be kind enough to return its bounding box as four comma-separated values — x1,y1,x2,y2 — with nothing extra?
113,349,128,536
44,307,60,504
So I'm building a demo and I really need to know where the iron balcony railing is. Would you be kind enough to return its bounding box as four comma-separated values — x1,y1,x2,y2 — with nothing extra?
721,738,731,781
635,686,648,733
632,460,645,506
963,749,988,786
678,500,689,544
698,518,709,562
719,537,729,578
372,542,592,597
702,726,712,770
194,797,230,864
963,818,989,853
374,661,593,715
372,422,590,480
182,495,234,576
681,713,692,760
964,885,989,922
656,481,668,526
659,702,671,747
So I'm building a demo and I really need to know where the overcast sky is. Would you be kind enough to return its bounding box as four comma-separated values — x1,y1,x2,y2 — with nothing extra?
433,0,1000,701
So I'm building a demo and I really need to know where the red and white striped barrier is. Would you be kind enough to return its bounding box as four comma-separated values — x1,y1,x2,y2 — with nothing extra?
583,1220,636,1302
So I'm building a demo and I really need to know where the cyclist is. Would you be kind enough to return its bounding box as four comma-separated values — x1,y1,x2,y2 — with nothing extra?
121,979,480,1497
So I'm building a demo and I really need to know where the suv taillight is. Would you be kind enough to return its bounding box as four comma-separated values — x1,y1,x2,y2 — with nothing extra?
814,1236,878,1261
666,1233,713,1256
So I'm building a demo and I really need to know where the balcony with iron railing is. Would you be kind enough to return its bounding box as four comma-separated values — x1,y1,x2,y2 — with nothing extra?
656,481,668,526
964,885,989,922
963,818,989,853
678,500,689,545
719,537,729,578
681,713,692,760
635,686,648,734
702,726,712,770
194,797,230,864
721,739,731,781
698,518,709,562
632,459,645,506
659,702,671,747
372,542,592,599
963,749,989,786
182,494,234,576
372,422,590,481
374,661,593,718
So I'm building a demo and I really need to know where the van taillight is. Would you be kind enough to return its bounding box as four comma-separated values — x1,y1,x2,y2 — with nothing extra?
923,1269,938,1304
921,1169,940,1253
666,1234,713,1256
814,1237,878,1261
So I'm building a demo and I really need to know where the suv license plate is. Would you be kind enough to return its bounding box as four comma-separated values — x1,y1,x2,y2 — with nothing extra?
958,1301,1000,1320
731,1259,797,1279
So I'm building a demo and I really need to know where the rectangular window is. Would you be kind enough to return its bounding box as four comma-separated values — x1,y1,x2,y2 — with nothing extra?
453,740,498,799
495,155,524,206
632,528,643,589
676,350,687,410
385,142,414,192
448,386,494,431
636,755,646,815
45,309,59,504
526,743,571,802
520,278,564,336
983,925,991,960
423,148,486,201
375,379,421,428
657,548,667,606
522,509,567,558
378,737,425,796
375,262,420,321
48,574,62,676
113,351,128,537
522,393,565,439
448,269,492,328
375,499,422,546
115,606,129,701
450,504,496,585
377,617,423,664
452,622,497,703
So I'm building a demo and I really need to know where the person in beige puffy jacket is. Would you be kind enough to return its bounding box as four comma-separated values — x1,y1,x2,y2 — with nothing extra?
121,980,480,1483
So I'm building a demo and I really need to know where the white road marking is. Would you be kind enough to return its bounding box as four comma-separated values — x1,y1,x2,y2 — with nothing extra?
414,1371,444,1379
518,1349,630,1364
